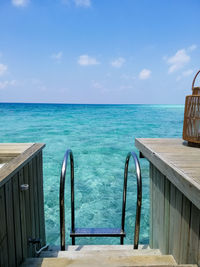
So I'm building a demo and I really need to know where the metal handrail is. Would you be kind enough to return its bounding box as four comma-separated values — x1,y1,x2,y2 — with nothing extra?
121,151,142,249
60,149,75,251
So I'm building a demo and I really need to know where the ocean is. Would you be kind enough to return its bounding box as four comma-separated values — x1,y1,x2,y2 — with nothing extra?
0,103,184,246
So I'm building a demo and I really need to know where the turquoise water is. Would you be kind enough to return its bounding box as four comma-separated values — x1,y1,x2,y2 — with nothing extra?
0,103,184,246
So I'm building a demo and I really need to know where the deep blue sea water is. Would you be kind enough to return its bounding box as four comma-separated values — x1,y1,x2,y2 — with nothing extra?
0,103,184,246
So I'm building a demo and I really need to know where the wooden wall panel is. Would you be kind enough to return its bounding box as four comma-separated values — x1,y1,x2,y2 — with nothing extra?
37,152,46,247
5,179,16,266
150,163,200,266
23,164,32,257
28,159,36,257
188,204,200,264
12,174,23,265
0,150,46,267
19,169,28,260
0,187,8,267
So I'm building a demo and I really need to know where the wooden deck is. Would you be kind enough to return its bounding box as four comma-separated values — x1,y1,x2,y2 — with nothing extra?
135,138,200,266
135,138,200,209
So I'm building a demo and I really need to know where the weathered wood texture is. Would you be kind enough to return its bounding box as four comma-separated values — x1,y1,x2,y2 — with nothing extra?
135,139,200,266
0,144,46,267
150,165,200,266
135,138,200,209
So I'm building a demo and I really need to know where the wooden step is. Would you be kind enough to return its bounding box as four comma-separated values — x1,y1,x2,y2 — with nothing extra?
21,254,177,266
41,248,162,258
70,227,125,237
46,244,152,252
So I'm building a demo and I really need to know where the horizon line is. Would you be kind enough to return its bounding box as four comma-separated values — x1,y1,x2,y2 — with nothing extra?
0,101,184,105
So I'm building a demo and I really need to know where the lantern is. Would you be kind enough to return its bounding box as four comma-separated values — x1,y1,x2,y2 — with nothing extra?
183,70,200,146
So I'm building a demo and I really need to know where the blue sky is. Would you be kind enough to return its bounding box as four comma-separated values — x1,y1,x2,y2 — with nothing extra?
0,0,200,104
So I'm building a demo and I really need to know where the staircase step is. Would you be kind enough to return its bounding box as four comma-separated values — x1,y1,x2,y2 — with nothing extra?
41,248,161,258
46,244,152,252
21,254,177,266
70,227,125,237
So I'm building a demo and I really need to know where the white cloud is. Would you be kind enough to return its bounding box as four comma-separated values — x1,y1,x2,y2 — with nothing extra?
182,69,193,76
111,57,125,68
0,80,16,89
166,49,190,73
74,0,91,7
176,69,193,81
188,44,197,51
139,69,151,80
51,51,63,61
12,0,29,7
0,63,7,76
78,55,99,66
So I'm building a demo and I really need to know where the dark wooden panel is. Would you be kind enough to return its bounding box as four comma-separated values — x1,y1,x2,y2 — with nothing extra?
12,174,23,265
0,186,8,267
0,237,9,267
36,152,46,247
32,157,39,243
23,164,32,257
19,169,28,260
0,145,46,266
28,160,36,256
5,180,16,266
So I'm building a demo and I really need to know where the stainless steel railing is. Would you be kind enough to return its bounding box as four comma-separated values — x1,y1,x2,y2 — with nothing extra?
60,149,75,251
59,150,142,250
121,152,142,249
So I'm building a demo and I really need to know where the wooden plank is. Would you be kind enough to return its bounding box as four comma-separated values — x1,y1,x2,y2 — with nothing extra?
0,186,8,267
19,168,28,260
0,143,33,147
12,174,23,266
152,165,159,248
198,233,200,267
0,237,9,267
0,156,14,163
0,143,45,187
149,163,153,248
157,169,165,254
33,157,40,244
135,138,200,209
5,179,16,266
157,170,165,253
188,204,200,264
179,195,191,264
163,176,170,255
172,188,183,263
151,166,166,252
29,159,36,256
23,164,32,257
169,182,176,256
37,152,46,247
